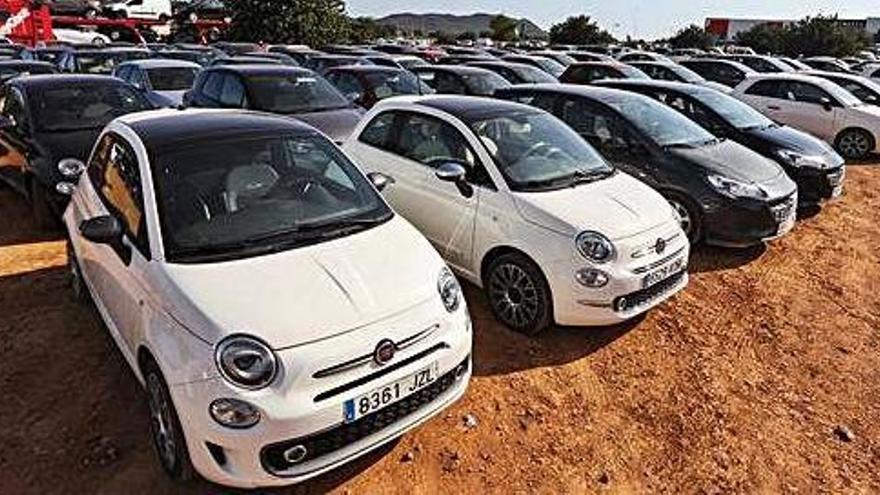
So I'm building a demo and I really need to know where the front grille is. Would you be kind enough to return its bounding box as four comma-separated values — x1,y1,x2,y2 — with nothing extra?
770,194,796,223
826,166,845,186
261,357,469,476
613,271,685,313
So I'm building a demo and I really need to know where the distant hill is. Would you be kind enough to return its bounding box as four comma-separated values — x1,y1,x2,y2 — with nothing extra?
376,13,547,39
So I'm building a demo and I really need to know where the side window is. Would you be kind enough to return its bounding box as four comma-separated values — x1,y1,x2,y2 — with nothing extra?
415,70,436,89
871,69,880,78
330,72,362,97
745,80,784,98
788,82,833,105
560,98,631,148
358,111,396,150
219,74,246,107
116,65,131,82
837,80,871,102
433,72,466,94
88,134,150,257
2,89,28,132
201,72,223,101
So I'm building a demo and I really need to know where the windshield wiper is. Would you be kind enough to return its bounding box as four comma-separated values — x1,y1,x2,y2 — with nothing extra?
558,169,615,187
298,214,391,232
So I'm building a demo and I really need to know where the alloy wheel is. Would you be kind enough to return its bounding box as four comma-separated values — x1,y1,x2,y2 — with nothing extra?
488,262,540,329
838,131,871,159
147,373,178,472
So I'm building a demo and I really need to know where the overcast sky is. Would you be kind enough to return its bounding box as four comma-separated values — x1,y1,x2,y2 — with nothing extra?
348,0,879,39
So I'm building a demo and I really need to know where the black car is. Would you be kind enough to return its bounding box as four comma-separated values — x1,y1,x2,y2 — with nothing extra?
46,0,101,17
209,56,282,67
241,51,299,66
56,48,151,74
410,66,510,96
495,84,798,247
627,61,708,84
679,59,757,87
559,62,649,84
211,42,261,56
0,75,152,227
267,45,324,66
324,65,427,109
806,70,880,105
500,55,566,78
183,65,364,142
466,61,558,84
305,54,373,74
173,0,228,22
436,54,496,65
595,79,846,205
0,61,58,82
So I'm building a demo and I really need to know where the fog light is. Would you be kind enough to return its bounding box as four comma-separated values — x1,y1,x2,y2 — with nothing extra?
55,181,75,195
283,444,308,464
209,398,261,429
575,268,609,288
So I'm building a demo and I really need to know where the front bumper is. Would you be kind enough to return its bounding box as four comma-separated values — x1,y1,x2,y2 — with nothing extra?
169,301,472,488
792,164,845,204
703,191,798,248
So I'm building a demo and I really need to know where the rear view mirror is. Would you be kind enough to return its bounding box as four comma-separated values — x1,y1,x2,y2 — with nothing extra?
80,215,122,245
820,97,833,112
435,162,473,198
367,172,394,192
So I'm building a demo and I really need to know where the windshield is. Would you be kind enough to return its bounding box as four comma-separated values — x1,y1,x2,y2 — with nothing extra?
691,88,775,130
151,133,392,262
79,51,150,74
619,65,650,79
363,70,422,98
32,84,151,132
462,71,511,96
468,111,614,191
669,65,704,83
514,65,558,83
246,73,350,113
537,52,576,66
146,67,199,91
605,96,716,147
534,57,566,77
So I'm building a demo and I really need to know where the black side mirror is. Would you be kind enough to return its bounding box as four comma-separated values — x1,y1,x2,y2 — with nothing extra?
80,215,122,244
367,171,394,192
820,97,833,112
435,162,473,198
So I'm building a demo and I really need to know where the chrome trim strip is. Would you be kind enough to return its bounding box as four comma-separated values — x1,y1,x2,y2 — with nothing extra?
631,246,687,275
312,324,440,379
631,232,681,259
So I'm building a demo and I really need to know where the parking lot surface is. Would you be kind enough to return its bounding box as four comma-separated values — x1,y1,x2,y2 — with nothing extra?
0,161,878,494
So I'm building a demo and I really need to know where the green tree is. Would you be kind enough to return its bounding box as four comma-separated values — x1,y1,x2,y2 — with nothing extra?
348,16,396,43
548,15,615,45
456,31,477,42
489,15,519,42
225,0,349,46
430,30,456,45
734,23,785,54
667,24,715,49
781,15,870,57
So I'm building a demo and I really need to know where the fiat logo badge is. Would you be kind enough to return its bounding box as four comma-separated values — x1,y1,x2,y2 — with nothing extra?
373,339,396,365
655,238,667,255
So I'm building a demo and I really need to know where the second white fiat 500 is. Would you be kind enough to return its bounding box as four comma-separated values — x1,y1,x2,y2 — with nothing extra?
63,109,472,488
343,96,690,334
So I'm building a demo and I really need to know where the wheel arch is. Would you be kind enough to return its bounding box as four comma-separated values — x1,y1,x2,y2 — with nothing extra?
834,126,876,148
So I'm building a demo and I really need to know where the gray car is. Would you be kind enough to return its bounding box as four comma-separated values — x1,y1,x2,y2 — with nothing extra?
113,59,202,107
183,65,364,142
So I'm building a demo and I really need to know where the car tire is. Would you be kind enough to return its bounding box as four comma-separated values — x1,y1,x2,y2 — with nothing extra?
143,360,194,483
835,128,874,160
29,179,57,231
67,241,89,303
486,252,553,335
664,192,702,245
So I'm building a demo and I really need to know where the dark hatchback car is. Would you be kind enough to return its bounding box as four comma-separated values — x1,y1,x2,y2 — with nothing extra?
0,75,152,227
56,48,152,74
0,61,58,82
496,84,798,246
324,66,428,109
559,62,649,84
466,61,558,84
679,59,757,87
595,79,846,205
183,65,364,142
410,65,510,96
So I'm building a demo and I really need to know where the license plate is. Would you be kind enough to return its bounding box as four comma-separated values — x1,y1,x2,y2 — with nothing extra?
831,183,844,198
343,362,439,423
642,257,686,289
777,207,796,235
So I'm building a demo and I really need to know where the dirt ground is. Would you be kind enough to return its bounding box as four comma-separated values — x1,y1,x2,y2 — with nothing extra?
0,161,878,495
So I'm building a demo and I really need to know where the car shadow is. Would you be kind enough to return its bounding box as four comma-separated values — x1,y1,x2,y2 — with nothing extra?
0,189,64,247
463,283,640,378
687,243,767,274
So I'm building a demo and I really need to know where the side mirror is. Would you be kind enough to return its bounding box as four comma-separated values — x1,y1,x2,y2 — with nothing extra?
435,162,473,198
367,171,394,191
866,95,878,104
820,97,833,112
79,215,122,245
344,91,362,102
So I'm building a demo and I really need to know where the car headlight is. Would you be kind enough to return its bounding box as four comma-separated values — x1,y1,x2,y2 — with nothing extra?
706,174,766,200
215,335,278,390
776,149,826,168
57,158,85,178
576,231,615,263
209,398,261,428
438,267,461,312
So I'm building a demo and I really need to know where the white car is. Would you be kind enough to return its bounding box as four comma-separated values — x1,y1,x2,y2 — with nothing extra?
104,0,172,20
732,73,880,159
343,96,689,334
859,63,880,84
52,28,110,46
63,109,472,488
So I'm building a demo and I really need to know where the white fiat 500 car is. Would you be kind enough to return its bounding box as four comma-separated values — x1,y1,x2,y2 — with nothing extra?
63,109,472,488
343,96,690,334
732,73,880,159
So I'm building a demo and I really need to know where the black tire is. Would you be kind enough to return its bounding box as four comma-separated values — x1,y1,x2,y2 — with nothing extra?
143,359,194,482
664,192,702,245
29,179,57,231
835,128,874,160
67,241,89,303
485,252,553,335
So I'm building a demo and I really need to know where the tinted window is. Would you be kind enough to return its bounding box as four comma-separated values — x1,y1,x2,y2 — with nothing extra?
689,89,774,129
219,73,246,106
363,71,422,98
358,111,396,149
745,80,784,98
2,88,28,132
88,134,149,256
30,83,151,132
146,67,199,91
328,72,362,96
201,72,223,100
787,81,832,105
245,72,349,113
561,98,632,147
601,95,717,146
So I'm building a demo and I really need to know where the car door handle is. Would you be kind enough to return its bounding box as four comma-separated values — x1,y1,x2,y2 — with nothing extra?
767,105,781,111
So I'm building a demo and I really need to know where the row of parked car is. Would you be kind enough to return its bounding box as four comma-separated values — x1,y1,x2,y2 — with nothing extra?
0,39,862,488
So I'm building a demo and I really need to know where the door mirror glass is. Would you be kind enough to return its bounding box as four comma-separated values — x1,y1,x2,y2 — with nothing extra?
435,162,467,183
366,171,394,191
820,97,833,111
79,215,123,245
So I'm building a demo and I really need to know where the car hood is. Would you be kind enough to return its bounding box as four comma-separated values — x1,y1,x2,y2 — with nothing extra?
159,217,445,349
745,124,843,166
850,104,880,123
512,172,676,241
669,139,784,183
33,128,101,163
292,107,365,143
